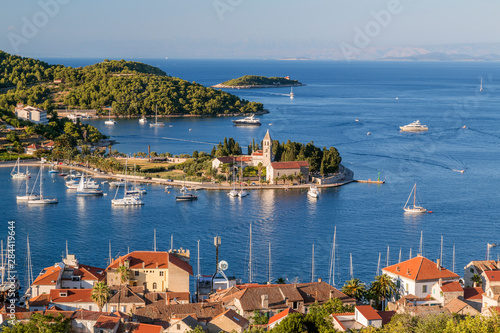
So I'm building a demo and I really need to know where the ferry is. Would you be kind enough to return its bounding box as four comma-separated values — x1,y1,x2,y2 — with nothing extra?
399,120,428,132
232,114,261,126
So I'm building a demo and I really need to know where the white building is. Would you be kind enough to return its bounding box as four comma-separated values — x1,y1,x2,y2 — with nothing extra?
15,104,49,125
382,254,460,299
482,271,500,308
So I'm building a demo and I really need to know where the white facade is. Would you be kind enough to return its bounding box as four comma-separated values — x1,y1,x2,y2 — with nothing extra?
15,105,49,125
385,273,435,298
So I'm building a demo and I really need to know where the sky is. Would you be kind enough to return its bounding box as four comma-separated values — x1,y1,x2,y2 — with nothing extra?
1,0,500,59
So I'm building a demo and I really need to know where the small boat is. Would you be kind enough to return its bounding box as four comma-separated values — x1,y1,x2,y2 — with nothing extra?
109,180,126,187
139,116,147,124
400,120,428,132
28,165,58,204
367,132,372,136
307,185,320,198
104,110,116,125
232,114,261,126
355,119,359,122
76,173,103,196
176,193,198,201
290,87,294,99
403,183,426,213
58,173,68,177
150,105,165,127
111,160,144,206
165,185,172,192
11,158,30,179
48,166,59,174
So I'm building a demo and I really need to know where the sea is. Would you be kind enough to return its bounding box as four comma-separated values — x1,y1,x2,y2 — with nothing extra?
1,59,500,294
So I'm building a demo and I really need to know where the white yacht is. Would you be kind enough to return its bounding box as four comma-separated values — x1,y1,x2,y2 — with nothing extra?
403,183,427,213
104,110,116,125
399,120,428,132
176,193,198,201
307,185,320,198
111,160,144,206
232,114,261,126
76,173,103,196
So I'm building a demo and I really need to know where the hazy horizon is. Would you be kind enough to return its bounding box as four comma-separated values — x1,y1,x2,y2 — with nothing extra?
2,1,500,60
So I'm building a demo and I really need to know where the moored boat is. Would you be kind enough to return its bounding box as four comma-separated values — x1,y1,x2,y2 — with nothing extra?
399,120,428,132
232,114,261,126
307,185,320,198
403,183,427,213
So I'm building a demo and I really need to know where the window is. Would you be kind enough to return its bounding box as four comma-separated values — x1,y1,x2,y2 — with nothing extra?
88,306,91,310
440,291,443,297
396,280,400,287
177,324,181,330
159,271,164,276
121,306,126,312
143,282,147,289
405,284,409,292
153,282,157,289
292,301,298,309
422,285,427,293
111,306,116,312
470,268,474,273
135,271,139,276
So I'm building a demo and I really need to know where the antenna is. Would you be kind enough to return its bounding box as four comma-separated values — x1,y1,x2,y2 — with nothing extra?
386,246,390,267
154,229,157,252
376,253,381,276
419,231,423,255
452,243,455,273
311,244,315,283
440,235,443,264
349,253,353,279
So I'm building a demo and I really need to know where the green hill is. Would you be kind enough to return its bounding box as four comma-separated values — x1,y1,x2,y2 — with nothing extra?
216,75,303,87
0,51,264,116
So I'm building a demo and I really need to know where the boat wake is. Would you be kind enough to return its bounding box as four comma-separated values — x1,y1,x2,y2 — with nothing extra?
161,137,217,145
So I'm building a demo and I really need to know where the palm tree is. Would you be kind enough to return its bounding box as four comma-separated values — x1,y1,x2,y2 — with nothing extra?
280,174,287,185
369,274,397,310
116,264,130,311
297,172,304,184
273,177,279,185
287,174,295,185
471,274,482,287
91,282,110,312
276,277,286,284
341,278,367,301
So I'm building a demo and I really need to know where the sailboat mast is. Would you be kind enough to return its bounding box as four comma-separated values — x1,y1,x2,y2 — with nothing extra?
154,229,157,252
452,243,455,273
268,243,271,284
376,253,381,276
399,247,402,263
440,235,443,264
108,241,112,266
419,231,423,255
197,240,200,279
249,224,252,283
349,253,353,279
328,226,336,286
413,184,416,208
311,244,315,283
409,248,412,259
386,246,390,267
40,165,43,198
170,234,173,252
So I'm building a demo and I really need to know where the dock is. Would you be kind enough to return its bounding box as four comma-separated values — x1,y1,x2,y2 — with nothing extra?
355,179,385,184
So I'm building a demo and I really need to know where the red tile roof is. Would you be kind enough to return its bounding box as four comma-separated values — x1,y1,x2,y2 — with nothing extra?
211,309,248,328
377,310,396,325
50,289,93,303
94,315,120,329
107,251,193,275
356,305,382,321
383,255,459,281
133,323,163,333
268,308,296,326
28,294,51,307
440,281,463,293
464,287,483,300
73,264,105,281
270,161,309,169
72,309,109,321
32,265,62,285
483,271,500,282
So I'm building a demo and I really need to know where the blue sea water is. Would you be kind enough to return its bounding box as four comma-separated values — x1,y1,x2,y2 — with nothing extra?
1,59,500,293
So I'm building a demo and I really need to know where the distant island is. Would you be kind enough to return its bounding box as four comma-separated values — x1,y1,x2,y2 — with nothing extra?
212,75,305,89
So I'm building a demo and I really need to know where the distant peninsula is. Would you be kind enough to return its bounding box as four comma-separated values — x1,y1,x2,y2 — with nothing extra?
212,75,305,89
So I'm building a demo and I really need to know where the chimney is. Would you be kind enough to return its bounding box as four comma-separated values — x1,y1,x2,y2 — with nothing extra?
318,277,322,283
439,278,442,287
261,295,269,309
156,262,158,268
436,259,441,270
142,262,145,269
329,290,336,299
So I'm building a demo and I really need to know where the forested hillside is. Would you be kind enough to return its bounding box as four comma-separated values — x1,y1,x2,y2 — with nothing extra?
0,51,264,116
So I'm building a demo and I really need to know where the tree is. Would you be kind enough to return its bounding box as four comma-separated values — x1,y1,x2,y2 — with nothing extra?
276,277,286,284
272,313,305,333
2,313,71,332
342,278,367,301
471,274,482,287
370,274,397,310
91,282,110,312
257,162,263,185
251,310,269,325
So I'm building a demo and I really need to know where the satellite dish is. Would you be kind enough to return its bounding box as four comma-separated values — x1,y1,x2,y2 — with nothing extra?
218,260,228,271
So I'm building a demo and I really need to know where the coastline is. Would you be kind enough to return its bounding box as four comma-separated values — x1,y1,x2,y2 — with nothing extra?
86,110,270,120
1,160,358,190
211,83,306,89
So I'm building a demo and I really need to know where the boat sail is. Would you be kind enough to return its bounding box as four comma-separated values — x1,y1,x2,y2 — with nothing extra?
150,105,165,127
228,158,238,197
11,157,30,179
112,160,144,206
403,183,426,213
16,171,39,201
20,235,33,304
28,165,58,204
76,172,103,196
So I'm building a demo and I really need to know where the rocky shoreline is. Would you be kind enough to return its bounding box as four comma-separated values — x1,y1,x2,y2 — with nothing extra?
211,83,306,89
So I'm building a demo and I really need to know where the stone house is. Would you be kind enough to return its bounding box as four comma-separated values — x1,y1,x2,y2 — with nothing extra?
463,260,500,288
207,309,248,333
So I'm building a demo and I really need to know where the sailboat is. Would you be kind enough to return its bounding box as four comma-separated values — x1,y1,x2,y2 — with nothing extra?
125,165,147,195
237,159,248,197
111,160,144,206
149,105,165,127
28,165,58,204
104,110,116,125
76,172,103,196
480,78,484,92
403,183,426,213
290,86,294,99
20,235,33,304
16,173,39,201
11,157,30,179
228,158,238,197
